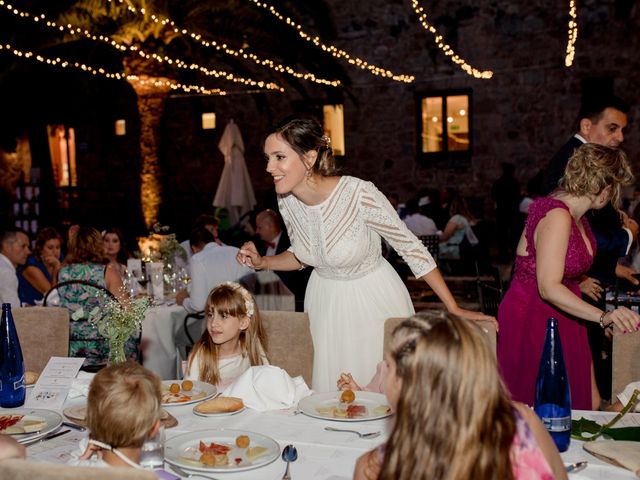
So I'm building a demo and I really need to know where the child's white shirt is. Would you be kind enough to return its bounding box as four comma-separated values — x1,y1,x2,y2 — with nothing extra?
185,351,268,391
67,437,110,468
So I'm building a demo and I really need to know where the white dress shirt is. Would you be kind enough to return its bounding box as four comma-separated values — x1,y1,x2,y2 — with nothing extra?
403,213,438,236
183,243,256,313
0,253,20,308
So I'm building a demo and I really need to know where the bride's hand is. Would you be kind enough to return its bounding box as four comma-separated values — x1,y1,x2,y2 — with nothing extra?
237,241,266,270
450,306,499,331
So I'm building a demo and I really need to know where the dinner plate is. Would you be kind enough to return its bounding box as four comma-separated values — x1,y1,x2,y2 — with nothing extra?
161,380,216,407
0,408,63,444
63,405,87,423
298,391,393,422
164,428,279,473
192,405,246,418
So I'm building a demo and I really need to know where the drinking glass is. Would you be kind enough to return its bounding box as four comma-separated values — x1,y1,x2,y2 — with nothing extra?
139,424,164,469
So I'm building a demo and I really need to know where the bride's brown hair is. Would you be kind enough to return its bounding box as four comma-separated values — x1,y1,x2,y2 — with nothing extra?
379,312,516,480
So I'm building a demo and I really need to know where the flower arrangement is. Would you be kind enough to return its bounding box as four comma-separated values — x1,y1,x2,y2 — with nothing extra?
137,223,187,273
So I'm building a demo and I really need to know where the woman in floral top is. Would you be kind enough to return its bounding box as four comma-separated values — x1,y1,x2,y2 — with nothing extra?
57,227,136,367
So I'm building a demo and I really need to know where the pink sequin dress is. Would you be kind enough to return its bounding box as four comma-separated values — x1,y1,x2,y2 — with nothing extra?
497,197,595,409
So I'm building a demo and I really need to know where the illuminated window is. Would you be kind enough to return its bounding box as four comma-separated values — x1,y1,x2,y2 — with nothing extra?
419,91,471,157
47,124,77,187
322,104,345,156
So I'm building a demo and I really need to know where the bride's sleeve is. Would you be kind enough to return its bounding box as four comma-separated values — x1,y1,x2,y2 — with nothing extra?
360,181,437,278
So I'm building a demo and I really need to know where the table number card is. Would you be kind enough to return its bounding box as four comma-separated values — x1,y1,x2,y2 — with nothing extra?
25,357,85,410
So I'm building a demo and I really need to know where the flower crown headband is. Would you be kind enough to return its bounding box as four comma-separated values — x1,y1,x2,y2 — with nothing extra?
220,281,255,317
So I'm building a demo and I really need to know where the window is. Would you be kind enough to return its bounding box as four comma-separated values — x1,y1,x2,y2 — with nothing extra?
418,91,471,159
322,104,345,156
47,124,77,187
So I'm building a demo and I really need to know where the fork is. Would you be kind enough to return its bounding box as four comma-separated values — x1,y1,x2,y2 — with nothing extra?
170,464,221,480
324,426,381,439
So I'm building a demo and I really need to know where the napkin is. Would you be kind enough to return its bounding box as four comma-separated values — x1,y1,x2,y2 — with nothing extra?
68,371,95,399
583,440,640,476
222,365,311,411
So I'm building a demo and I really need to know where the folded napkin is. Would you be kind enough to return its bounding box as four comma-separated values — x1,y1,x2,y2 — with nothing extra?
68,371,95,399
583,440,640,476
222,365,311,411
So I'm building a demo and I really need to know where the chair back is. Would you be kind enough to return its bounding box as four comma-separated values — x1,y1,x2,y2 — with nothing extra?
260,310,313,386
12,307,69,372
384,315,497,356
43,280,115,307
612,329,640,398
0,459,156,480
419,235,440,262
476,281,503,317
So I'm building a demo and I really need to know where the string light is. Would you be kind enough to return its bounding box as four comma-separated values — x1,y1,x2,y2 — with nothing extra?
410,0,492,79
565,0,578,67
0,42,228,95
0,0,284,92
245,0,414,83
105,0,341,87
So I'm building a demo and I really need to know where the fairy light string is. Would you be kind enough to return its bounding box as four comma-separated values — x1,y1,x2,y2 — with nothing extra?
0,0,284,91
565,0,578,67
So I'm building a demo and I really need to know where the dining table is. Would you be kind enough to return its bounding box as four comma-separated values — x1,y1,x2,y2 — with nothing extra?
23,387,640,480
141,270,295,380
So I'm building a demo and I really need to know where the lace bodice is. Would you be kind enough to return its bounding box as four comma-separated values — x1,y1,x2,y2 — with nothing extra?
278,176,436,280
513,197,595,284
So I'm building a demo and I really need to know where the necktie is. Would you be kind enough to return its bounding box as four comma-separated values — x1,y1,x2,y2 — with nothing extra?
266,241,276,249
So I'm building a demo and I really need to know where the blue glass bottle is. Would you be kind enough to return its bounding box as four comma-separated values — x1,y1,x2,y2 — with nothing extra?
534,317,571,452
0,303,26,408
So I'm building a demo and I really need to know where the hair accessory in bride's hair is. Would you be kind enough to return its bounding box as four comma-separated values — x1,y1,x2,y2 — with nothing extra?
321,134,331,148
220,281,255,317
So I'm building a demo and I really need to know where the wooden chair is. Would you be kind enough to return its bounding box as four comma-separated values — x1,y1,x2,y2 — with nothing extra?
0,459,156,480
261,310,314,386
611,329,640,399
12,307,69,372
384,315,497,356
419,234,440,262
476,280,503,317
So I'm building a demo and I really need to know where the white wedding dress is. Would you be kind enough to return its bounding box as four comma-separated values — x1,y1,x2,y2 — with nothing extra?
278,176,436,391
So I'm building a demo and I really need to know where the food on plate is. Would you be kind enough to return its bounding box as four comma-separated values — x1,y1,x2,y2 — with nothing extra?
181,380,193,391
194,396,244,414
246,446,268,461
340,389,355,404
315,403,369,419
235,435,250,448
346,404,368,418
25,371,40,385
0,415,47,434
161,381,207,404
169,383,181,394
373,405,391,416
0,415,23,433
199,440,230,466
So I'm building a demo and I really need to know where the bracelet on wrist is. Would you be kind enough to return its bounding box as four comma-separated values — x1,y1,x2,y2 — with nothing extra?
599,311,608,329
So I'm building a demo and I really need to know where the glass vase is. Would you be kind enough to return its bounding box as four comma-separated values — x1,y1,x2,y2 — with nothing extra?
108,340,127,365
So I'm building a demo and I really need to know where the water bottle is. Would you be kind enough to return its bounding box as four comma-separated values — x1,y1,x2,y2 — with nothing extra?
534,317,571,452
0,303,26,407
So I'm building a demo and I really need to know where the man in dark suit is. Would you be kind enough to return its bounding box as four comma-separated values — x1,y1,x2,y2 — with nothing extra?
541,95,638,401
255,209,311,312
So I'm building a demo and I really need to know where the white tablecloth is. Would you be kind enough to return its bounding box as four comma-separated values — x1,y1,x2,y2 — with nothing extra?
24,399,640,479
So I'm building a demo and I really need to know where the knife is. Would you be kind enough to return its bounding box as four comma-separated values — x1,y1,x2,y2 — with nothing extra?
24,429,71,446
565,461,587,473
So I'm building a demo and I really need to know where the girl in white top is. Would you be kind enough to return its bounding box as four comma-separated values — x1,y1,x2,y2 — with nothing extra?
185,282,268,390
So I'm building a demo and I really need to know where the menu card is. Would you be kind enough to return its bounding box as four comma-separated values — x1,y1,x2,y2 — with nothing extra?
25,357,85,410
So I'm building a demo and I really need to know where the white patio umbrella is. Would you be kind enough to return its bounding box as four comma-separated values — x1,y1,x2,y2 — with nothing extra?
213,119,256,224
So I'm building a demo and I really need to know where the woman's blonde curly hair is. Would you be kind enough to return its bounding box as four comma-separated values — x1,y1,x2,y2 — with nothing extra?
559,143,633,207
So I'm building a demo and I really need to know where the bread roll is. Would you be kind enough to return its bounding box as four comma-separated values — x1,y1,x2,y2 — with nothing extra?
25,371,39,385
195,396,244,414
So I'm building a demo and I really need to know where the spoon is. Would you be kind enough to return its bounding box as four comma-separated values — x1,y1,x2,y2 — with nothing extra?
324,426,381,439
281,444,298,480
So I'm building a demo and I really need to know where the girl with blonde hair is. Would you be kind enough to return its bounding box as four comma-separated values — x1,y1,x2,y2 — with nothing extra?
185,282,268,389
355,312,567,480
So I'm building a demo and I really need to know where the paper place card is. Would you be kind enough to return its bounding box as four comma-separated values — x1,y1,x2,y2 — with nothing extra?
25,357,85,410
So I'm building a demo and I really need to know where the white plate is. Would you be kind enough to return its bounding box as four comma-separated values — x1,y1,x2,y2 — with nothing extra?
161,380,216,407
298,391,392,422
192,405,246,418
165,428,279,473
0,408,63,444
63,405,87,423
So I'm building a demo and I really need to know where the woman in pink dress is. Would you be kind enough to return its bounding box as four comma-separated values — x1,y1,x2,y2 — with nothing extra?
498,143,640,410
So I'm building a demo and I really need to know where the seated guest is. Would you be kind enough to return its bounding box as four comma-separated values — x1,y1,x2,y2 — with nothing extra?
176,227,255,313
57,226,134,367
69,362,162,469
403,198,438,236
102,227,129,280
179,214,223,261
0,229,30,307
354,312,567,480
438,196,479,260
185,282,268,390
255,209,311,311
18,227,63,305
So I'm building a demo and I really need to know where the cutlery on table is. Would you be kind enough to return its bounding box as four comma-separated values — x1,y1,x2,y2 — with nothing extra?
281,444,298,480
565,461,588,473
324,426,381,439
62,421,86,431
24,429,71,446
170,464,221,480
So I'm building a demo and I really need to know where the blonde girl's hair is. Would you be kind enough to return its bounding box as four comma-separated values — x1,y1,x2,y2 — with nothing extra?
379,312,516,480
86,362,162,449
269,117,341,177
187,282,268,385
560,143,633,208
